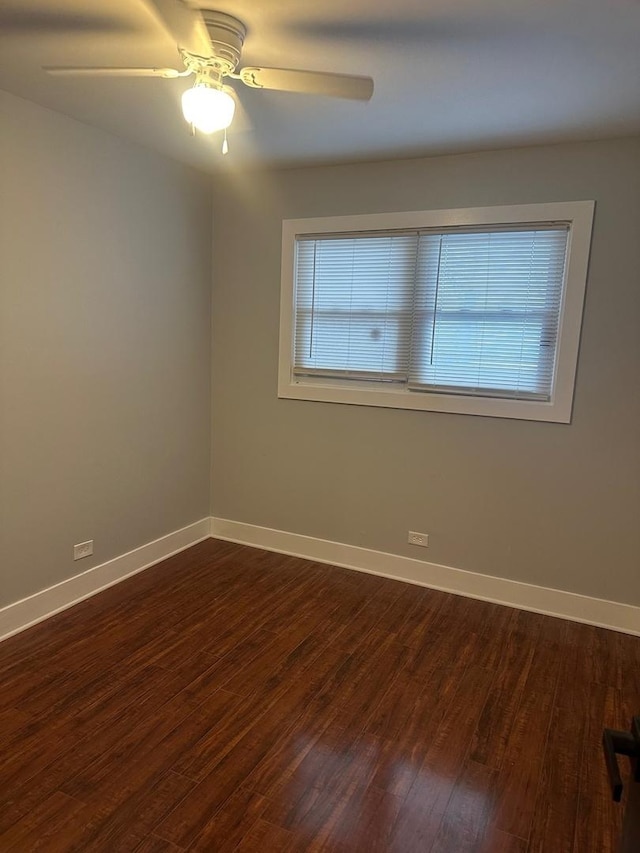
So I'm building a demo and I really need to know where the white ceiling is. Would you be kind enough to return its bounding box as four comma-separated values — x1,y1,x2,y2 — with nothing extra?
1,0,639,172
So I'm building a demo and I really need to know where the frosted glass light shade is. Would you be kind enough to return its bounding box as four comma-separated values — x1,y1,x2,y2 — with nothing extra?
181,85,235,133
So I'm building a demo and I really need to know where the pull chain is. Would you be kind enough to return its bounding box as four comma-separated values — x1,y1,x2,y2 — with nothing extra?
222,128,229,155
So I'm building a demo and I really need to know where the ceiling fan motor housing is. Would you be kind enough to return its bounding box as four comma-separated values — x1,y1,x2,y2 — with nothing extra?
199,10,246,74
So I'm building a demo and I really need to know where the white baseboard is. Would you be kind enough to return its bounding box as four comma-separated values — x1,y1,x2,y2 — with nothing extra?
3,515,637,644
0,518,211,643
210,517,640,637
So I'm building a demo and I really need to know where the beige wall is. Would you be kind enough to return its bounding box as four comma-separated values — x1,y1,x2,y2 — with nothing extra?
0,91,212,607
211,137,640,606
1,98,637,614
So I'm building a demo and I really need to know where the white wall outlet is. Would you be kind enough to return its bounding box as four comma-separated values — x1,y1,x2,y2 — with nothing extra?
408,531,429,547
73,540,93,561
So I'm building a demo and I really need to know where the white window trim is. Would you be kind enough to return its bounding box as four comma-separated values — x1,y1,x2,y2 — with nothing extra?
278,201,595,423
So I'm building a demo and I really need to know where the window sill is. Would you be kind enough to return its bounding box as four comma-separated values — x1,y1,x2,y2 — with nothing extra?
278,378,572,423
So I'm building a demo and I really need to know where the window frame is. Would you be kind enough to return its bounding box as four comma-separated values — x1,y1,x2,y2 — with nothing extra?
278,201,595,423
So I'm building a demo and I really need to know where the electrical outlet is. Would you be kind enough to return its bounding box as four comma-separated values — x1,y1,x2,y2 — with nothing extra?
408,531,429,547
74,540,93,561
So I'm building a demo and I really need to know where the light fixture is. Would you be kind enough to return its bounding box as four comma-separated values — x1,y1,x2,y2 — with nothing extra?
181,75,235,134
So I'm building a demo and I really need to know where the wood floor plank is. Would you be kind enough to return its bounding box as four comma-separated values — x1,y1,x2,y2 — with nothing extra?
430,760,496,853
221,616,337,697
363,595,485,743
0,664,67,712
490,629,563,840
385,774,451,852
527,632,588,853
470,609,541,770
391,586,449,648
186,787,269,852
478,828,528,852
0,705,30,747
329,638,417,741
0,791,88,852
0,538,636,853
259,733,384,844
306,783,404,852
367,662,477,800
175,627,276,700
573,682,624,853
325,592,397,654
61,689,244,804
51,770,195,851
241,690,349,802
0,664,205,820
134,838,183,853
234,818,299,852
156,639,349,847
387,663,495,840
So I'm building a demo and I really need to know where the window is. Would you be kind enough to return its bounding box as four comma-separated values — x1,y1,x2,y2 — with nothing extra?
279,202,594,422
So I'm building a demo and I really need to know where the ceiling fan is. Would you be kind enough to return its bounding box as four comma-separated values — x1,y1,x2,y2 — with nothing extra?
43,0,374,153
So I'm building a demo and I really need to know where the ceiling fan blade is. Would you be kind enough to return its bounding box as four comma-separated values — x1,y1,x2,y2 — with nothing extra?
0,10,133,35
239,67,374,101
43,66,186,78
142,0,212,58
284,16,533,46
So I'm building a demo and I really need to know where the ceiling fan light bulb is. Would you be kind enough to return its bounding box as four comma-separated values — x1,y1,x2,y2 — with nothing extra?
181,85,235,134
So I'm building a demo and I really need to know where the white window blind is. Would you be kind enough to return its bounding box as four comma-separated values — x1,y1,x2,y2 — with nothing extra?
293,225,569,402
294,233,418,381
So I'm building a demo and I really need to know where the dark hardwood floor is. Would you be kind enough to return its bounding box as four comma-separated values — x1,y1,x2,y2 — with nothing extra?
1,538,638,851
